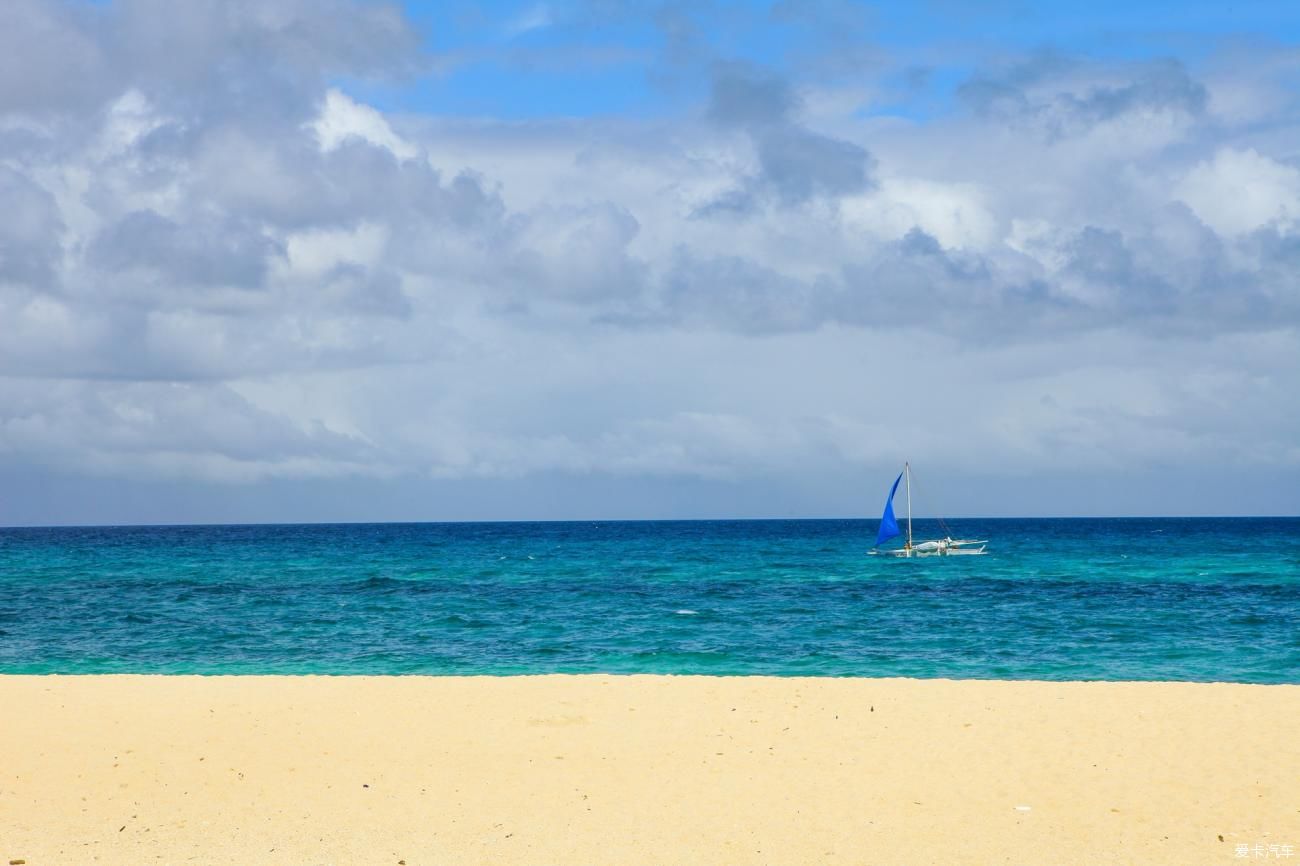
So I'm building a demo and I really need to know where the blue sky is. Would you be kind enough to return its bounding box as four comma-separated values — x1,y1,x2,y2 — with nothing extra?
381,0,1300,118
0,0,1297,523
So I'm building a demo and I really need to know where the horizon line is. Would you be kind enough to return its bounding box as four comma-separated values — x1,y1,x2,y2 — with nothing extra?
2,514,1298,530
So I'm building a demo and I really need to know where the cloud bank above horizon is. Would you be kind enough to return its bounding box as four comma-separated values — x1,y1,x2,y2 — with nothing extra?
1,0,1298,524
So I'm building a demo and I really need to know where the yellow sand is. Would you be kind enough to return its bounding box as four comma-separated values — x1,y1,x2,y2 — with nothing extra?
1,675,1296,865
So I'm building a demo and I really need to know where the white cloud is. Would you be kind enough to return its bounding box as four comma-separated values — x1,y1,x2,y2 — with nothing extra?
1176,147,1300,236
311,89,418,160
283,223,390,277
841,175,999,250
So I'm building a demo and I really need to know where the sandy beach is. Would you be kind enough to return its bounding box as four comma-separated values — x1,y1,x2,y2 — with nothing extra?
1,675,1296,865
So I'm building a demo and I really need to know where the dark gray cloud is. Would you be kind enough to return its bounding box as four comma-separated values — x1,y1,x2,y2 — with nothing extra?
0,166,64,287
498,202,647,302
0,0,421,119
960,54,1208,138
174,134,506,232
1060,226,1178,319
699,61,875,213
0,378,382,481
654,249,820,333
89,210,283,289
113,0,421,82
756,126,875,204
707,62,799,128
0,0,108,115
318,264,412,319
615,217,1300,340
1075,59,1208,121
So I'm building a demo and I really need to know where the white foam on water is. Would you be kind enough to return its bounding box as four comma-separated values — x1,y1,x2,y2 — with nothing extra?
674,609,698,616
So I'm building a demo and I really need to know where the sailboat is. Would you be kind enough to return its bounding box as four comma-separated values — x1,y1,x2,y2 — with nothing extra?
869,462,987,556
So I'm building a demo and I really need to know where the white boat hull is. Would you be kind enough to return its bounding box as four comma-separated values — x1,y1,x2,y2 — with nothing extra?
871,539,987,557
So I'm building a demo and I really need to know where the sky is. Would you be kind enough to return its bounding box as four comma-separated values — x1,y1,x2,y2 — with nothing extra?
1,0,1298,525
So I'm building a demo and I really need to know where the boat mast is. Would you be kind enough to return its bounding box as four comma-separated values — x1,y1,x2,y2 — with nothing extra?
905,461,912,550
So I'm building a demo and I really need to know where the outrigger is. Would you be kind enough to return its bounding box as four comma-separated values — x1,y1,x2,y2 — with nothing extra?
869,462,987,557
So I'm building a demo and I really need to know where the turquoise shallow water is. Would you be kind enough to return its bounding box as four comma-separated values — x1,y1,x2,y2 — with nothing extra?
0,518,1297,682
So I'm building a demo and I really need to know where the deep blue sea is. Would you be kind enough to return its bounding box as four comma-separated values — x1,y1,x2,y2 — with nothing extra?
1,519,1297,682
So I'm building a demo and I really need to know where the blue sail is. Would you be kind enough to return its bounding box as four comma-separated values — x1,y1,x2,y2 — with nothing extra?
875,471,903,547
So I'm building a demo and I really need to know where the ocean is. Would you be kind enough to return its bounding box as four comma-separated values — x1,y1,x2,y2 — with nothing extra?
1,518,1296,682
